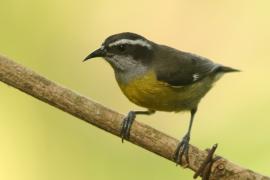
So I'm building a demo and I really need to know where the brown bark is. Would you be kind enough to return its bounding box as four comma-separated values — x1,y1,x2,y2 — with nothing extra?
0,54,269,180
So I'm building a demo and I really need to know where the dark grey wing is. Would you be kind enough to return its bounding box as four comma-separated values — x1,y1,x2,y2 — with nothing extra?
154,45,219,86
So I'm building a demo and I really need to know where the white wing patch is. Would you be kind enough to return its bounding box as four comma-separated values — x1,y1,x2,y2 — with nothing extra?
192,73,200,81
108,39,152,49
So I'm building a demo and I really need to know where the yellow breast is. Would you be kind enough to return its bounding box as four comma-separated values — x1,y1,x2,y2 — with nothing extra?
117,70,205,112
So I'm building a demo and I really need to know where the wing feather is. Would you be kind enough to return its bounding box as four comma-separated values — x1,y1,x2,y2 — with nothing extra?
154,45,219,86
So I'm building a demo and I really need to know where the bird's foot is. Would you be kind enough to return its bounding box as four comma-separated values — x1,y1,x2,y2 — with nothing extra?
120,111,136,143
173,134,190,166
193,144,220,180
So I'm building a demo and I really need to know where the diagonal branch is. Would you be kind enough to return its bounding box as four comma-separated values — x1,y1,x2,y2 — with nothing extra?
0,54,268,180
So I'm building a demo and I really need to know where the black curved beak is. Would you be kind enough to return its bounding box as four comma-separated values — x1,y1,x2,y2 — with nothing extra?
83,48,106,62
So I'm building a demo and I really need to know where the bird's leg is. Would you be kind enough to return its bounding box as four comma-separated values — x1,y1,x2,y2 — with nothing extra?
120,109,155,143
173,108,197,165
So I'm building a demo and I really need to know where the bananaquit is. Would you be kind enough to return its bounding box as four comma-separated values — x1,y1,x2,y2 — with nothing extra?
84,32,239,164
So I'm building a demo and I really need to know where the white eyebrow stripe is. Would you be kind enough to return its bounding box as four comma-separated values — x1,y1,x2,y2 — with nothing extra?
108,39,152,49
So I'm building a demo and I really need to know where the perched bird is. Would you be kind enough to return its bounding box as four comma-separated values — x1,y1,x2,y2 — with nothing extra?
84,32,239,164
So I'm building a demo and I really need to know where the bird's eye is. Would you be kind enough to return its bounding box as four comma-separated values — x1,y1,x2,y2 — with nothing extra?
117,44,126,52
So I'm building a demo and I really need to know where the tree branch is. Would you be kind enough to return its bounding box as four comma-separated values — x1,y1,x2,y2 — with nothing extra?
0,54,268,180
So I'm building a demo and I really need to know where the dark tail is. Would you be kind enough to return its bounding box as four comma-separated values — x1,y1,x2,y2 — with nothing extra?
215,65,240,73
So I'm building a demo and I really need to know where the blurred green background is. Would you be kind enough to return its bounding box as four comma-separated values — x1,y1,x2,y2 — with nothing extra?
0,0,270,179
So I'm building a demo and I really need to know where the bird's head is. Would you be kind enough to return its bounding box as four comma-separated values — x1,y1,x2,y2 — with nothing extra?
84,32,155,72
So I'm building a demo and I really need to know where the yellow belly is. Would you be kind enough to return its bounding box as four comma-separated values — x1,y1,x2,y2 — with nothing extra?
117,71,213,112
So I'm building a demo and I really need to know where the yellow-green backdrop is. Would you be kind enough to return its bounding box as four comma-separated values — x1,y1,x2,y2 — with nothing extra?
0,1,269,179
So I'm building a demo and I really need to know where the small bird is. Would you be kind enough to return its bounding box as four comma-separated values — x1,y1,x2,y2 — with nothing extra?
84,32,239,165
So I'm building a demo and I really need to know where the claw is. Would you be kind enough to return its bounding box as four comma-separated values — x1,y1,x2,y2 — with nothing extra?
173,134,190,166
120,111,136,143
120,110,155,143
